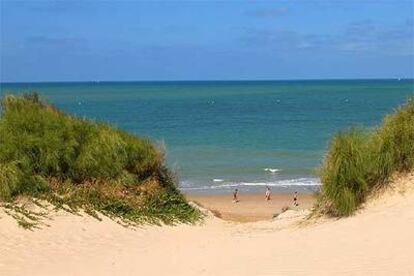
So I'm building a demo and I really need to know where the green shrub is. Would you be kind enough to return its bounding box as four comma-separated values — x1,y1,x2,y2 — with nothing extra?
0,162,22,201
0,93,200,226
120,131,162,178
320,129,370,215
21,175,50,196
319,97,414,216
378,98,414,171
73,127,128,180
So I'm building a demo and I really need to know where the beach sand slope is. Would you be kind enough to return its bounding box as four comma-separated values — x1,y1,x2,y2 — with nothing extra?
0,174,413,276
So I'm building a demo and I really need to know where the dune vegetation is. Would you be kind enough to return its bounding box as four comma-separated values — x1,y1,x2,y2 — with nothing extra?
318,96,414,216
0,93,200,227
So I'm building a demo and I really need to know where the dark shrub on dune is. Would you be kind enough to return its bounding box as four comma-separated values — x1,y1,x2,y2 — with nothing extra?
0,93,200,225
319,97,414,216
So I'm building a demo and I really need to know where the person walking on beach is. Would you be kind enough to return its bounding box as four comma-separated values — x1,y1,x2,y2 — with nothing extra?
293,191,298,206
233,189,239,203
265,186,271,201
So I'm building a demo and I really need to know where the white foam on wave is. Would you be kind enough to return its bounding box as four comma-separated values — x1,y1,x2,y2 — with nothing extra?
211,178,320,189
180,178,321,191
264,168,281,173
213,178,224,182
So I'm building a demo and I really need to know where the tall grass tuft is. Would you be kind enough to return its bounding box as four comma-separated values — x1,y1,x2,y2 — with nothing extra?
0,162,22,201
319,97,414,216
0,93,201,226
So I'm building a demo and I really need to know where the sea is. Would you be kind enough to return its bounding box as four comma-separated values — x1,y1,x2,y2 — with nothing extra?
1,79,413,194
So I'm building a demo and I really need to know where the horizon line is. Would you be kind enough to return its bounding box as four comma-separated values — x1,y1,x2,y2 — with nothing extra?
1,77,414,85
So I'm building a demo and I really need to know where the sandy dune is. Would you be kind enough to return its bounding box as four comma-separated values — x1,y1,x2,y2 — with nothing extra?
0,174,413,276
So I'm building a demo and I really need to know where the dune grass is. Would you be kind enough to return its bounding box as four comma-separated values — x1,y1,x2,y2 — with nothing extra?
0,93,201,227
318,97,414,216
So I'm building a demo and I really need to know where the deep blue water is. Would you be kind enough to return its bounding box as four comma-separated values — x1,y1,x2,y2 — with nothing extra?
1,80,413,193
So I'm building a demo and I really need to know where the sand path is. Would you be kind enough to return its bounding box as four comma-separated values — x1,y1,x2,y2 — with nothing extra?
1,174,413,276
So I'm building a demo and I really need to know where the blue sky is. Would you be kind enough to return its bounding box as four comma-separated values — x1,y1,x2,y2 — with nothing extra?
1,0,413,82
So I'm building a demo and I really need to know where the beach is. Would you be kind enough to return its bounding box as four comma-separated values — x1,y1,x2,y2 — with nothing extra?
186,192,315,222
1,173,413,276
1,1,413,275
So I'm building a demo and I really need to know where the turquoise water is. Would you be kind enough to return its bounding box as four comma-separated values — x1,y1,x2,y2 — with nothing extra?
1,80,413,193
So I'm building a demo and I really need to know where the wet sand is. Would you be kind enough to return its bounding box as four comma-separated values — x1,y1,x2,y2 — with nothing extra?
186,192,316,222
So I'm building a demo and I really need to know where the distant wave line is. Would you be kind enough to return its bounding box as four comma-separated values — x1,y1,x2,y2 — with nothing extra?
263,168,281,173
180,178,321,190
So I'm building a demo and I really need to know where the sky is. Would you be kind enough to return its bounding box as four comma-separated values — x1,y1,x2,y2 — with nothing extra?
0,0,413,82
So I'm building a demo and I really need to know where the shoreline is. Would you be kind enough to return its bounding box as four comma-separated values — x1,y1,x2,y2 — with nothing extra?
185,191,316,222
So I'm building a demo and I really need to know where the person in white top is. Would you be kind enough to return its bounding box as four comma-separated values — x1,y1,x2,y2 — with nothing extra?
265,186,271,201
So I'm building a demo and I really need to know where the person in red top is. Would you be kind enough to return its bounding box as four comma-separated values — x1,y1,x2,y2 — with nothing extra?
293,191,298,206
